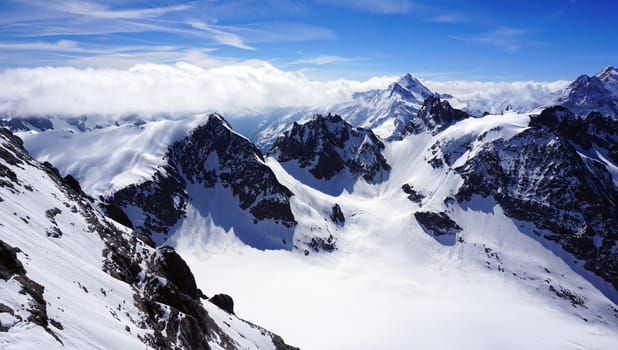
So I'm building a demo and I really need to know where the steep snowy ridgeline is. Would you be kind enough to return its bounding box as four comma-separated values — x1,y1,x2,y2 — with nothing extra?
0,128,297,349
108,114,297,250
559,66,618,117
268,114,390,196
254,74,432,150
18,115,206,198
172,110,618,350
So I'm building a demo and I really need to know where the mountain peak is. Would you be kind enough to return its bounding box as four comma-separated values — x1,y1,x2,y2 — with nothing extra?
391,73,433,98
597,65,617,80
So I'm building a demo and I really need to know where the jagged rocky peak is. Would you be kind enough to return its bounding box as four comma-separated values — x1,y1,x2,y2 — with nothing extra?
404,95,470,135
269,114,390,192
169,113,296,227
456,106,618,290
109,113,297,249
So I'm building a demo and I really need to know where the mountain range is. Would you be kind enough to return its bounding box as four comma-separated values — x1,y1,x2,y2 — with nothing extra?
1,66,618,349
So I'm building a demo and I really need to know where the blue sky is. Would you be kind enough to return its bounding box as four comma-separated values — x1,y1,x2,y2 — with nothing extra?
0,0,616,81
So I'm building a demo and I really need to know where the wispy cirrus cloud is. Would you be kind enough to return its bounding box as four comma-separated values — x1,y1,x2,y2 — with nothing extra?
450,27,533,53
187,20,255,50
319,0,413,14
291,55,357,65
427,13,467,24
49,0,191,20
0,0,335,66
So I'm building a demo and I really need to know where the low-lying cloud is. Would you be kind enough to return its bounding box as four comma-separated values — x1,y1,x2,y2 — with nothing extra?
0,61,570,118
0,62,396,117
424,79,569,114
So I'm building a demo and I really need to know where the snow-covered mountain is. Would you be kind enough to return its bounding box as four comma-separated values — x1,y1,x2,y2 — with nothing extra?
2,66,618,349
107,114,297,250
558,66,618,117
254,73,433,150
0,128,297,349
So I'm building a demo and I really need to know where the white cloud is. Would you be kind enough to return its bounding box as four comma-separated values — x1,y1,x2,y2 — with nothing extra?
423,79,569,113
0,62,396,117
449,27,532,53
0,40,80,51
187,21,255,50
53,1,191,20
291,55,356,65
320,0,413,14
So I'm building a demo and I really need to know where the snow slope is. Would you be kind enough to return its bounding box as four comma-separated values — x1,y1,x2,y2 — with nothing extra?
0,128,297,349
18,115,205,198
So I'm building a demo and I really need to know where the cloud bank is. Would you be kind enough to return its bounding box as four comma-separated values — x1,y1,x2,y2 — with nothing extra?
0,62,396,117
0,61,570,118
423,79,569,114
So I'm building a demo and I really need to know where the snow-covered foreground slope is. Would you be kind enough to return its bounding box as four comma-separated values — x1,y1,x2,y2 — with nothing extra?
0,128,297,349
169,111,618,349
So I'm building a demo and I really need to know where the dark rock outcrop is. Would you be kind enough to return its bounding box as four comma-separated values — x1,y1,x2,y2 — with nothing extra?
402,184,425,203
0,239,61,343
330,204,345,226
404,95,470,135
209,294,235,315
414,211,462,236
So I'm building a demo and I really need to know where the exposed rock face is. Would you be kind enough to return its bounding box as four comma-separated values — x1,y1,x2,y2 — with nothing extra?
404,95,470,135
269,114,390,186
455,106,618,289
402,184,424,203
109,114,297,247
330,204,345,226
209,294,235,315
414,211,462,236
110,163,189,236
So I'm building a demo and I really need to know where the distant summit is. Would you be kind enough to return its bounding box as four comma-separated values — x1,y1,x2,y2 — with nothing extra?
559,66,618,117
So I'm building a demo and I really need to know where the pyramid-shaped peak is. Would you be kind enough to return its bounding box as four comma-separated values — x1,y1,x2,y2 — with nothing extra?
596,65,618,83
389,73,433,99
397,73,427,89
